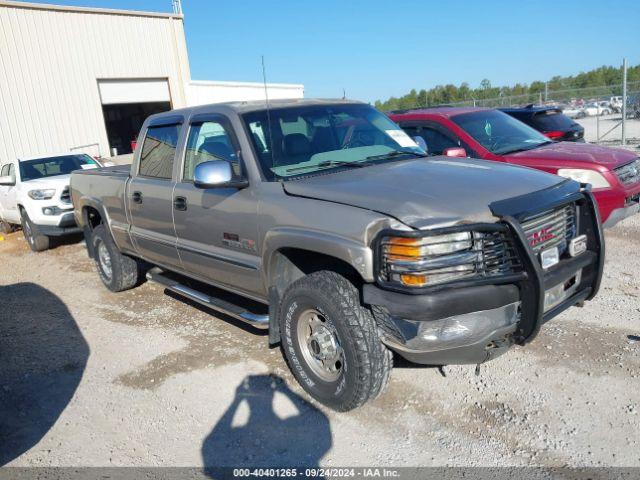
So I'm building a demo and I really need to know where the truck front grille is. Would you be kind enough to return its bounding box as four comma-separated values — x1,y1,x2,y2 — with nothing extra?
614,159,640,186
521,204,576,257
60,186,71,204
480,230,522,276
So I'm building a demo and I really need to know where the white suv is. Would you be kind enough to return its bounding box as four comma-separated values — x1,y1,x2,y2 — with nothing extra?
0,153,102,251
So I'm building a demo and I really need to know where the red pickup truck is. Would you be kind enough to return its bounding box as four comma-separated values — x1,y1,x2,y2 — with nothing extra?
390,107,640,227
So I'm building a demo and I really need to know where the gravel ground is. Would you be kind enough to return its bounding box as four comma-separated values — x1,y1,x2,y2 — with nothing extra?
1,216,639,468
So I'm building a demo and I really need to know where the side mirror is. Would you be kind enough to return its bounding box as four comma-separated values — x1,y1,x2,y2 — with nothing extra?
0,174,15,186
412,136,428,154
193,160,248,189
443,147,467,158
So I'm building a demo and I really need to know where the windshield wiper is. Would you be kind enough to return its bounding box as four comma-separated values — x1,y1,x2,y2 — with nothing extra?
496,141,553,155
285,159,372,173
365,149,428,161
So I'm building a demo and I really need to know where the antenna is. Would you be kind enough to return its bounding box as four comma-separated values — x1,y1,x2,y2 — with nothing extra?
261,55,276,168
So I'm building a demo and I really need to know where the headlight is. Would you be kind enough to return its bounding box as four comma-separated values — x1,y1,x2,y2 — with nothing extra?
381,231,477,288
557,169,610,188
28,189,56,200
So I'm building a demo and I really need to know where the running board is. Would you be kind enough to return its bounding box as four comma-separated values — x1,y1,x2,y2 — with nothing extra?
146,267,269,329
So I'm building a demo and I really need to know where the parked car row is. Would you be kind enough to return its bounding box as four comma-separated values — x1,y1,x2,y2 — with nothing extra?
0,98,637,412
389,106,640,228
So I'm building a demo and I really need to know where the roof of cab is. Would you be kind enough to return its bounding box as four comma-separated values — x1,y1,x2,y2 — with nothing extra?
146,98,366,122
388,106,491,118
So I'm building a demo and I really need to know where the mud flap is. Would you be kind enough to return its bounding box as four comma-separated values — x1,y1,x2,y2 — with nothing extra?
268,286,281,347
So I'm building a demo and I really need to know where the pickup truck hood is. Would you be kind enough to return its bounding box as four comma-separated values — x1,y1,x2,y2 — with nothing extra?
21,174,71,190
505,141,636,169
282,158,566,229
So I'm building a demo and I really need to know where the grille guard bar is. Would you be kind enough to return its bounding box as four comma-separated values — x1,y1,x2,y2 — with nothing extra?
500,190,605,344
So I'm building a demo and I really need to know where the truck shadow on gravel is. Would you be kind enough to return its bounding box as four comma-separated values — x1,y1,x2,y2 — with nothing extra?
201,374,331,471
0,283,89,465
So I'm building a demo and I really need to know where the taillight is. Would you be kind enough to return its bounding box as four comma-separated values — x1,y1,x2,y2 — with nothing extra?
544,131,565,139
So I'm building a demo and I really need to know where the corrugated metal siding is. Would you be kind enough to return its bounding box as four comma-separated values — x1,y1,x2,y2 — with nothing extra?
0,3,190,162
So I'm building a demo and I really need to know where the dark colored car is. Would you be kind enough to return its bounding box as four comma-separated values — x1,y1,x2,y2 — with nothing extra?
500,105,585,142
390,107,640,227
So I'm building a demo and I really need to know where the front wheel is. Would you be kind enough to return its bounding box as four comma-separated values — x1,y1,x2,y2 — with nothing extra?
20,210,50,252
279,271,392,411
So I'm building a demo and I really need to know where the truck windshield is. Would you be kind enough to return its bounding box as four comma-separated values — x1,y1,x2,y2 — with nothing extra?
242,104,425,180
19,154,97,182
451,110,551,155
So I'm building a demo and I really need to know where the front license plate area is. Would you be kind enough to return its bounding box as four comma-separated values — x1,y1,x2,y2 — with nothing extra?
544,270,582,312
540,246,559,270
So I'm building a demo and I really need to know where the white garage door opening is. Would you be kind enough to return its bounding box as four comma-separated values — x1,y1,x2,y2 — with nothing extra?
98,79,171,105
99,79,172,155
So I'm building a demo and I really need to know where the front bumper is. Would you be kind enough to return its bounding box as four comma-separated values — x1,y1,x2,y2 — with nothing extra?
365,189,605,366
594,183,640,229
602,193,640,228
35,212,81,236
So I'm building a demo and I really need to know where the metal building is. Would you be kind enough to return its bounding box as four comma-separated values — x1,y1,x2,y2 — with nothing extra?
0,1,304,161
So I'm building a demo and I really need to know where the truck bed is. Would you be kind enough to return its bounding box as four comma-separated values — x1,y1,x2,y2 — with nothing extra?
70,165,131,236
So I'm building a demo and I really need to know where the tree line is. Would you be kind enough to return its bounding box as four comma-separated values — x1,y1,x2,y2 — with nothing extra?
374,64,640,111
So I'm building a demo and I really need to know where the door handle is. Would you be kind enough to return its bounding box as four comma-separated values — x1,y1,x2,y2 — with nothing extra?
173,196,187,211
132,191,143,204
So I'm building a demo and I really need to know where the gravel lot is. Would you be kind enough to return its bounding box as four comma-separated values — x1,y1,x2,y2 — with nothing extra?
1,215,639,468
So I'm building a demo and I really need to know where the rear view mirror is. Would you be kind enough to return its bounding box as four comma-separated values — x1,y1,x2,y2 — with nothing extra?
0,175,15,186
193,160,248,189
443,147,467,158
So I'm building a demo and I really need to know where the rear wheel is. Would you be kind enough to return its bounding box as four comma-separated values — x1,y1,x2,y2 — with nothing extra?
279,271,392,411
91,224,139,292
20,210,50,252
0,219,15,234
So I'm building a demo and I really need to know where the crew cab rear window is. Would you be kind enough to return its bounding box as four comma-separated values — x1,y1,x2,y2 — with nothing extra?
139,124,180,179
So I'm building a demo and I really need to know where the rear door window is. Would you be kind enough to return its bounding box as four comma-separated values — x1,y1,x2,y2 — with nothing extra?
531,112,576,131
139,124,180,179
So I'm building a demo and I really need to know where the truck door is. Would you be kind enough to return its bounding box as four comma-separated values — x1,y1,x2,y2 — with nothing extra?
172,114,261,296
127,117,182,269
0,163,19,223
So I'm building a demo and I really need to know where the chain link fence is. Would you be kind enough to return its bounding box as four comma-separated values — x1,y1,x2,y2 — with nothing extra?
440,82,640,146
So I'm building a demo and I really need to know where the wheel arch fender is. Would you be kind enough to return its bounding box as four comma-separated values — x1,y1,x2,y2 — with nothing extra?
78,197,112,259
262,227,374,291
262,228,374,346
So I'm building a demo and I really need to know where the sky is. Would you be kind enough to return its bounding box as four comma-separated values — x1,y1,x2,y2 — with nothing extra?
19,0,640,102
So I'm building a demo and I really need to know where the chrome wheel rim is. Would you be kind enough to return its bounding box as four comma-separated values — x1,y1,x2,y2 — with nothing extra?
296,308,344,382
97,240,113,281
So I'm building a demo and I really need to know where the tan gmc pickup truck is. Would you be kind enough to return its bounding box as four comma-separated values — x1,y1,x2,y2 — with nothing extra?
71,99,604,411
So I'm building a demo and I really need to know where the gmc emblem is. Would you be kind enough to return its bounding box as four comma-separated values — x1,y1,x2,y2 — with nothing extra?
530,227,555,247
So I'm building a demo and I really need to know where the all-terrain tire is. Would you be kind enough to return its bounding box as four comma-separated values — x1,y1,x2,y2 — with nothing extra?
279,270,392,411
91,224,139,292
20,210,50,252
